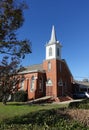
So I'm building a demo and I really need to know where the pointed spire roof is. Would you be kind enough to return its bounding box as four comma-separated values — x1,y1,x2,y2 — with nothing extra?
49,25,57,44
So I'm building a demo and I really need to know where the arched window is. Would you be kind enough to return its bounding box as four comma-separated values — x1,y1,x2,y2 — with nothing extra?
48,61,51,71
20,80,24,90
30,76,35,92
39,77,43,91
46,79,53,86
58,78,63,86
49,47,52,56
20,77,25,90
57,48,59,56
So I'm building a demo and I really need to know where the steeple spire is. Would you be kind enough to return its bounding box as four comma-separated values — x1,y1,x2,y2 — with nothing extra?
46,25,62,60
49,25,57,43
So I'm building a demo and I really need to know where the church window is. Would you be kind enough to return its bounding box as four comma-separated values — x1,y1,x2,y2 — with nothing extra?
39,77,43,91
48,61,51,71
49,47,52,56
57,48,59,56
20,80,24,90
46,79,53,86
19,77,25,90
30,76,35,92
58,78,63,86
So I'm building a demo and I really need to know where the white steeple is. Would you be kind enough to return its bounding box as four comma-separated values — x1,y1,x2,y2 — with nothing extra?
46,25,62,60
49,25,57,44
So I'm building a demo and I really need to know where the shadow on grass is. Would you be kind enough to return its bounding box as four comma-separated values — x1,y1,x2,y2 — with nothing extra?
7,102,26,106
7,102,46,107
2,108,71,126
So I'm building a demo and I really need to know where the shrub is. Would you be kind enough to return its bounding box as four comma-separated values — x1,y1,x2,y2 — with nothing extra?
13,90,27,102
69,98,89,109
0,94,3,102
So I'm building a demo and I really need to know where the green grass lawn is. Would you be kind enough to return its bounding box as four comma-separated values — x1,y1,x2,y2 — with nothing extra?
0,102,68,122
0,101,89,130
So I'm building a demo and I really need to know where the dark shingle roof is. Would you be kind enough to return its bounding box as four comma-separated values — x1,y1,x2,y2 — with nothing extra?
26,64,43,71
19,64,44,74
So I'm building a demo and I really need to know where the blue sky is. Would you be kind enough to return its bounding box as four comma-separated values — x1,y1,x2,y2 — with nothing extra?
18,0,89,80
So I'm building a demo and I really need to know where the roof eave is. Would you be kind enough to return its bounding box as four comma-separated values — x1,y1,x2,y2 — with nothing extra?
18,69,45,74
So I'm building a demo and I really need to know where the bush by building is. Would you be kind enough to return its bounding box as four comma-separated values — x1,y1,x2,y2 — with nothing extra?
13,90,27,102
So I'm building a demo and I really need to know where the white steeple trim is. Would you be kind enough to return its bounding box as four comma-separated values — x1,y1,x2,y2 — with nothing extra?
46,25,62,60
49,25,57,44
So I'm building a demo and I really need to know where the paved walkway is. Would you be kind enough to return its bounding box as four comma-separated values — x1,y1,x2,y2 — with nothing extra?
52,99,83,104
26,96,52,104
26,96,83,105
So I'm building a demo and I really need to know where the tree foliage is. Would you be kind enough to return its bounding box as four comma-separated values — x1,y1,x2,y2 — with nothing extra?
0,0,31,104
0,0,31,58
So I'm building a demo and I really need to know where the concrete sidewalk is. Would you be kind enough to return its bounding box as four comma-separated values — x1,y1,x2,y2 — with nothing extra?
52,99,83,104
26,95,83,105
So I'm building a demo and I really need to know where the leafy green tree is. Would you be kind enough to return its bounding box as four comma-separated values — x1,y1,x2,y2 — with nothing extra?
0,0,31,104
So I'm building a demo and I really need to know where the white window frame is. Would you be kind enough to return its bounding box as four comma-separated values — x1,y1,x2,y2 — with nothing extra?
49,47,52,56
30,76,35,92
20,80,24,90
46,79,53,86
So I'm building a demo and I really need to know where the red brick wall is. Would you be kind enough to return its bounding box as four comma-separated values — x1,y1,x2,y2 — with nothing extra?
35,72,46,99
43,59,73,98
24,73,38,100
43,59,58,97
56,60,73,97
18,59,73,101
20,72,46,100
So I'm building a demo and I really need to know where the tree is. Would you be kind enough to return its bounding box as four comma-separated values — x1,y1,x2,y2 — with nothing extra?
0,56,21,104
0,0,31,104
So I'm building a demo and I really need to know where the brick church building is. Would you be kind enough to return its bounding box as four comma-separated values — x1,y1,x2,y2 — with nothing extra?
19,26,73,102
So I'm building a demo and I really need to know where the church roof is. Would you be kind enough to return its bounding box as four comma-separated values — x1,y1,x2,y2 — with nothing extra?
74,81,89,88
26,64,43,71
19,64,45,74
